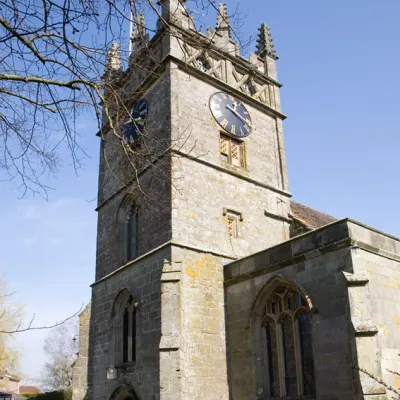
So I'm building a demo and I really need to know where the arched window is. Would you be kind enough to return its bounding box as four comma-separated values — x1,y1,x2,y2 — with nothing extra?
112,290,137,365
262,284,315,398
122,296,136,363
118,196,139,264
109,385,139,400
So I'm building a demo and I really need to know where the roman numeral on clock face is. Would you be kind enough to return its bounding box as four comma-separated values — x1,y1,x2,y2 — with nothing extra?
220,118,228,129
209,92,253,138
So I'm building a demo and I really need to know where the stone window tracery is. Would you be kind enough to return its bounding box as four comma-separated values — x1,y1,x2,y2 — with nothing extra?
262,285,316,398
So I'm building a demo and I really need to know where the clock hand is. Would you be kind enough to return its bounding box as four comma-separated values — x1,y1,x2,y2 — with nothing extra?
226,105,251,126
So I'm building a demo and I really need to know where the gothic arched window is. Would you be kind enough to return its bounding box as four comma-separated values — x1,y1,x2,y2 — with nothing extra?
262,284,315,398
112,290,137,365
118,196,139,264
122,296,136,363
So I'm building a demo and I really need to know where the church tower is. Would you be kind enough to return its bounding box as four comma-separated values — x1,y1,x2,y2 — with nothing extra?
88,1,291,399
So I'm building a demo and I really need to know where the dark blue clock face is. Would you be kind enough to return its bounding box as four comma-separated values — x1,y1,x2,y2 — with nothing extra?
123,98,148,143
209,92,252,137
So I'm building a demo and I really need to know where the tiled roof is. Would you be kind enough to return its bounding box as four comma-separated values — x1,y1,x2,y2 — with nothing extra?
20,386,40,394
290,200,337,229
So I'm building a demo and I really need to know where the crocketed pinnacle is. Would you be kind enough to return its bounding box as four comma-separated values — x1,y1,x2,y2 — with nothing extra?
107,41,121,71
132,13,146,41
216,3,231,37
256,23,277,59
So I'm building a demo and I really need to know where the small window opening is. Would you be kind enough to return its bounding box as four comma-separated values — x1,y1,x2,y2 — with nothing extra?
219,134,245,168
223,208,243,238
227,215,238,237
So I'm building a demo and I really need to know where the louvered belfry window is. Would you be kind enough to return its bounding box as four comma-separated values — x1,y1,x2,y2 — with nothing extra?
219,134,245,167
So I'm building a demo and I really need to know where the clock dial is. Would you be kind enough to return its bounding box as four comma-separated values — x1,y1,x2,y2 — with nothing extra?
209,92,252,137
123,98,148,143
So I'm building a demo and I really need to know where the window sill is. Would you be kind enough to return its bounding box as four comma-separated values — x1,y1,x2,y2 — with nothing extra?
221,160,248,174
115,361,136,370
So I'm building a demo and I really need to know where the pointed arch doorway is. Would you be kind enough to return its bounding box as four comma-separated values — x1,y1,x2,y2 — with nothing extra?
109,385,139,400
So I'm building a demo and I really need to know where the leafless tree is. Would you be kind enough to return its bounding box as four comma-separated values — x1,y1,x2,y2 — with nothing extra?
40,318,78,393
0,279,23,372
0,0,249,198
0,277,81,383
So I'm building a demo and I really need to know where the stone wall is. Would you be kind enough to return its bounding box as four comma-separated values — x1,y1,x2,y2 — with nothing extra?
175,246,231,400
170,63,288,194
164,62,290,399
96,68,172,280
169,63,290,259
347,222,400,398
98,66,171,206
72,302,91,400
224,219,400,400
95,162,172,281
90,7,292,400
225,220,354,399
87,245,170,400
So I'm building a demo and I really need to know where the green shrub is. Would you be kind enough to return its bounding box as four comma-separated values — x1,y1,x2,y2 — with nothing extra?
23,390,70,400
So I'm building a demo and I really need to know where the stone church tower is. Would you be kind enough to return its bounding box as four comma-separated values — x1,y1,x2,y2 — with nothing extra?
76,1,400,400
86,1,291,399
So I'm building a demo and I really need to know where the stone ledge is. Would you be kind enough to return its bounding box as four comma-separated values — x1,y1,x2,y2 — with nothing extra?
353,240,400,263
263,209,291,223
224,218,400,286
224,219,352,285
92,240,236,287
353,320,379,337
159,336,180,351
160,271,181,282
343,271,369,286
173,149,291,198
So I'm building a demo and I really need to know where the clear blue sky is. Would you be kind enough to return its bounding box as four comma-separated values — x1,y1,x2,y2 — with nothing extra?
1,0,399,382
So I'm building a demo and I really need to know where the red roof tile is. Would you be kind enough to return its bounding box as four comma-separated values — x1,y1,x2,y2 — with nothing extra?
290,200,337,229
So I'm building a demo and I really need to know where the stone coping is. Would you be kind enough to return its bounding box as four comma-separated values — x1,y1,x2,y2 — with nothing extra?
92,240,236,287
224,218,400,286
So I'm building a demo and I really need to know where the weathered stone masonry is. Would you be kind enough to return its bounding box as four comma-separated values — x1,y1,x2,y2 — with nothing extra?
72,1,400,399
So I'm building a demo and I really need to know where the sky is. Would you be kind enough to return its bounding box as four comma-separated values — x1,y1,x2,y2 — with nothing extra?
1,0,400,385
